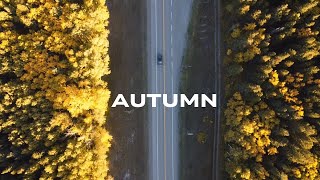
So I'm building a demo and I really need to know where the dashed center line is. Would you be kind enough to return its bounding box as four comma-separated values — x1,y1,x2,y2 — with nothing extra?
170,0,174,178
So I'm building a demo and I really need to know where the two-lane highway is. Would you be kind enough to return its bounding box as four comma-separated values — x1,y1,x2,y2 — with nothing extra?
147,0,192,179
148,0,174,178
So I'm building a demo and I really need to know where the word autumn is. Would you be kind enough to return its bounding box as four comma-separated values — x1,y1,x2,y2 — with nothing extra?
111,94,217,108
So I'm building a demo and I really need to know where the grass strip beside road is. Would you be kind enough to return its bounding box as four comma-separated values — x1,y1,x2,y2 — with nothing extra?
179,1,216,179
179,5,198,180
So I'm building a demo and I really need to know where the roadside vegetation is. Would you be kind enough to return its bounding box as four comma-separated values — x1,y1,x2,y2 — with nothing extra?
223,0,319,179
106,0,147,178
180,0,215,179
0,0,112,179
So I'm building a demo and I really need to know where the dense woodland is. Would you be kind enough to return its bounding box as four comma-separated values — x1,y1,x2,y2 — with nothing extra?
0,0,112,179
224,0,320,179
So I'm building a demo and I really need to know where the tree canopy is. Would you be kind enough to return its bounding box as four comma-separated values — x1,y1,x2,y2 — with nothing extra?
0,0,112,179
224,0,320,179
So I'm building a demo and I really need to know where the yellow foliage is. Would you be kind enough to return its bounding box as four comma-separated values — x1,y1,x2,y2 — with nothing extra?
240,5,250,15
231,28,241,38
197,132,207,144
224,92,280,178
241,120,255,134
0,11,11,21
224,0,320,179
292,168,302,178
244,23,256,31
240,169,251,179
0,0,113,179
267,147,278,155
269,70,279,86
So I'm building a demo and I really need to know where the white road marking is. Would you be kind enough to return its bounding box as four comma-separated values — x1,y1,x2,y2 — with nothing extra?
170,0,175,180
154,0,159,179
170,24,173,56
162,0,167,179
170,0,174,179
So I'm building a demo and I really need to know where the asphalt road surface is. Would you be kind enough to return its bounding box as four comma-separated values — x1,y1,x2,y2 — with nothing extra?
147,0,192,179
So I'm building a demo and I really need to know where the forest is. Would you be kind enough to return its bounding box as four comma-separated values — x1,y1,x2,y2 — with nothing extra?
0,0,112,179
224,0,319,179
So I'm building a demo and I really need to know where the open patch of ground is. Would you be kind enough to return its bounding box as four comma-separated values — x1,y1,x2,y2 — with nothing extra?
106,0,147,179
179,0,216,179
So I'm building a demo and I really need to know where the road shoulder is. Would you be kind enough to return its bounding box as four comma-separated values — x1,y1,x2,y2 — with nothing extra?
107,0,148,179
179,0,216,179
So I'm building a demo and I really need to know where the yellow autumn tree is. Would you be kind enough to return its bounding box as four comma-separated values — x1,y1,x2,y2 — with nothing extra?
0,0,112,179
224,92,279,179
224,0,320,179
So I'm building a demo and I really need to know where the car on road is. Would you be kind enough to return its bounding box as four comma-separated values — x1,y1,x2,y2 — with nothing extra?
157,53,163,65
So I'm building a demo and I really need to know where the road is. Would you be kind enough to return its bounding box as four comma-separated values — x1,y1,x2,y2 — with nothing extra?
212,0,221,179
147,0,192,179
